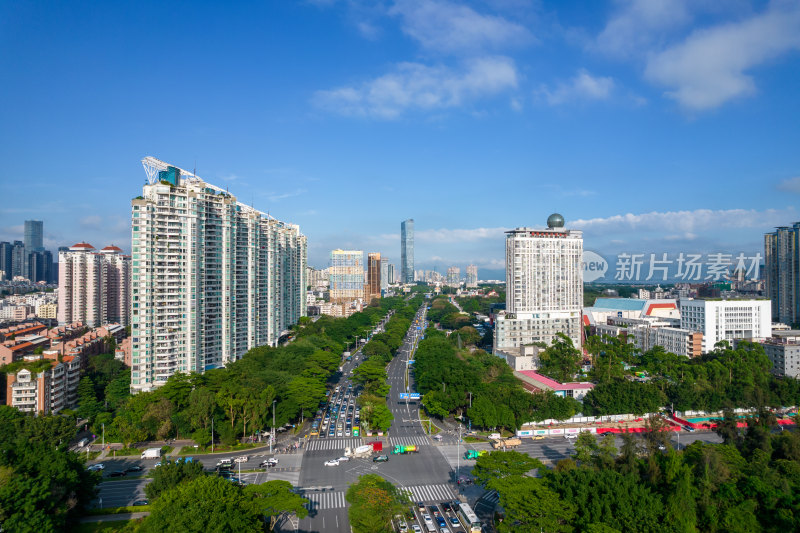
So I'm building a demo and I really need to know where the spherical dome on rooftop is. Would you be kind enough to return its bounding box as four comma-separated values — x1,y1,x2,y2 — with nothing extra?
547,213,565,228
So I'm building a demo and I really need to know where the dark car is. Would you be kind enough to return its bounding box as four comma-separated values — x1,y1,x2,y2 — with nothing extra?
598,431,614,437
125,465,143,473
441,502,451,512
108,470,127,477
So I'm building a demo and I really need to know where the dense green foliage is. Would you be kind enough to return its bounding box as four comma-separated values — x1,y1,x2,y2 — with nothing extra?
133,476,308,532
102,299,408,445
480,419,800,533
346,474,410,533
581,338,800,415
426,297,471,330
415,332,579,430
144,459,205,501
538,333,584,383
0,406,98,532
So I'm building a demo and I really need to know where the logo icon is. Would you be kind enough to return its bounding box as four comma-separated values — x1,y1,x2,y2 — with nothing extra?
582,250,608,282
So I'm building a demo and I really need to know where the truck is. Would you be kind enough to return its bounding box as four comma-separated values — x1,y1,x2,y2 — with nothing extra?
464,449,487,460
344,445,374,459
492,438,522,449
141,447,161,460
368,441,383,453
391,444,419,454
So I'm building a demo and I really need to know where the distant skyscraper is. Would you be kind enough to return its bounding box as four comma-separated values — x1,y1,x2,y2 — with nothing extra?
131,157,307,393
401,219,414,283
387,263,396,285
466,265,478,288
329,250,365,303
495,214,583,351
380,258,389,292
765,222,800,326
367,253,381,303
27,250,53,283
58,243,130,327
10,241,25,278
0,241,12,281
24,220,44,251
447,266,460,287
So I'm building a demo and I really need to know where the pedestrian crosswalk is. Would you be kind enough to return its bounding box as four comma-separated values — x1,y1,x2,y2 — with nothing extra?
302,491,347,510
480,490,500,506
389,436,429,447
305,438,363,451
402,484,455,503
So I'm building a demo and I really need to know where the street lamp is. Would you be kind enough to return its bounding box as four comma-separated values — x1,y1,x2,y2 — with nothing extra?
271,400,277,454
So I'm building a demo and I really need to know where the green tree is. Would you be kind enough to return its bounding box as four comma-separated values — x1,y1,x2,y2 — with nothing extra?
538,333,583,383
244,480,309,531
144,458,205,501
490,475,576,533
76,376,102,420
138,476,266,532
286,376,326,423
346,474,410,533
472,450,543,486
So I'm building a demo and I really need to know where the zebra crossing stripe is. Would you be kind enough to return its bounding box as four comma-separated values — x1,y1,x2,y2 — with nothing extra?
303,491,346,510
482,491,500,505
404,484,454,503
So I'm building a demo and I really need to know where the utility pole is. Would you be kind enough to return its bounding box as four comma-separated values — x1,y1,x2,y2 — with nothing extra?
102,423,105,448
211,418,214,454
271,400,277,454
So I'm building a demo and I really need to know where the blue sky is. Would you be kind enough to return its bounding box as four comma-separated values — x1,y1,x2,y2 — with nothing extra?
1,0,799,280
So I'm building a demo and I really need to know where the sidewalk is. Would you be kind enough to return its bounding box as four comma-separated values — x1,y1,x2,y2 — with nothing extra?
80,512,150,523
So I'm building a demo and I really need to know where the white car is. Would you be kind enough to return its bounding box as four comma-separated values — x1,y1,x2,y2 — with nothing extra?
234,455,249,463
337,431,343,437
423,514,433,524
324,459,340,467
412,525,422,533
338,456,350,462
87,463,105,471
564,434,577,440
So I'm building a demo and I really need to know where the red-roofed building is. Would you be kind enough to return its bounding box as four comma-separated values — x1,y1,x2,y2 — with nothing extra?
514,370,595,400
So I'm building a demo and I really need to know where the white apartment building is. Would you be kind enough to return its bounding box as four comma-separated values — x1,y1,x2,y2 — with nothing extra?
679,298,772,353
130,158,307,393
57,243,131,327
495,214,583,351
466,265,478,288
5,355,81,414
595,316,702,358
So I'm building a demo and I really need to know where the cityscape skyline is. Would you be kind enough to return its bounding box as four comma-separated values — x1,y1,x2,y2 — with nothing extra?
2,2,800,278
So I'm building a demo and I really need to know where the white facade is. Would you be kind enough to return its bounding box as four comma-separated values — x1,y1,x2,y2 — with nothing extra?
466,265,478,288
57,243,131,327
679,298,772,353
130,158,307,393
495,221,583,350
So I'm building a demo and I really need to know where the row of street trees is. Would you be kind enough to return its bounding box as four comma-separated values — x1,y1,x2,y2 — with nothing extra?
92,297,409,447
474,413,800,532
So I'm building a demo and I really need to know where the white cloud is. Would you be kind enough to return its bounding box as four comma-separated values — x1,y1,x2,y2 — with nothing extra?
645,1,800,110
595,0,692,57
777,176,800,193
80,215,103,229
571,207,797,236
313,56,518,118
389,0,532,54
541,69,614,105
268,188,307,202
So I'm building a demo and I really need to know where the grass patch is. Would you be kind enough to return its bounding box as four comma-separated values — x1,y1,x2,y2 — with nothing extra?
87,505,150,516
113,447,142,456
463,436,484,443
160,445,173,455
178,442,257,455
74,520,136,532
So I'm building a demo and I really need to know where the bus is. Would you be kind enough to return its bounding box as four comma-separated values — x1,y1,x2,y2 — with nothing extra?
457,502,481,533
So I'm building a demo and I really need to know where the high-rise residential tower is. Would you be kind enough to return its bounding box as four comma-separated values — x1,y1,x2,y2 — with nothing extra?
466,265,478,288
401,219,414,284
367,253,382,303
58,243,131,327
447,266,460,287
765,223,800,326
494,214,583,351
329,249,364,304
130,157,307,393
380,258,389,292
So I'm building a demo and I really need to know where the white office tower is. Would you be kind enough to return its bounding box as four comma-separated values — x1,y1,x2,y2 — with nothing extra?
130,157,307,393
495,214,583,352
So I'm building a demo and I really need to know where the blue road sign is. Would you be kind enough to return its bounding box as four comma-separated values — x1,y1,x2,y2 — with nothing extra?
398,393,410,400
398,393,421,400
409,393,421,400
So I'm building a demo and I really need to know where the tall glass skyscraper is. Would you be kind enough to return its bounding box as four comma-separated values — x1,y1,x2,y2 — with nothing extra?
765,222,800,326
24,220,44,251
401,219,414,283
